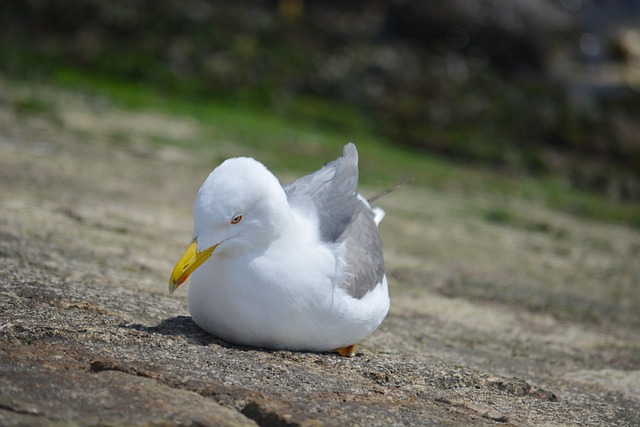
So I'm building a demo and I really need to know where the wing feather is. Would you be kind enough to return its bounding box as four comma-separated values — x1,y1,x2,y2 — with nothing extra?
284,143,385,299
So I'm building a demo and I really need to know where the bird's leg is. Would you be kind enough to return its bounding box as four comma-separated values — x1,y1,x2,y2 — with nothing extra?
334,344,358,357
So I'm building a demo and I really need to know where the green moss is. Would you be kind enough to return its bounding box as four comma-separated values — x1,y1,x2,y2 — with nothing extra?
9,69,638,229
483,208,513,225
13,96,53,115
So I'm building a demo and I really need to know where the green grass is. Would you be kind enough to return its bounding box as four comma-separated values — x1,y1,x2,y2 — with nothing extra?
21,69,640,228
481,207,568,237
13,96,54,115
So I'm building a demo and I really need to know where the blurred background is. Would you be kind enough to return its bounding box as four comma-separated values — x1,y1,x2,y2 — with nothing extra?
3,3,640,422
2,0,639,202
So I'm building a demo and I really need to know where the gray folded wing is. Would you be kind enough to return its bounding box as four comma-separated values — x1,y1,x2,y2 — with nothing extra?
284,143,385,299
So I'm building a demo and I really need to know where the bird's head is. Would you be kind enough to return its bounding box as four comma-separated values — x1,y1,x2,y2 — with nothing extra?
169,157,288,293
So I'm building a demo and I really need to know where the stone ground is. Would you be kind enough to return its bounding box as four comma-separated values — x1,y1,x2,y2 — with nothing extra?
1,79,639,426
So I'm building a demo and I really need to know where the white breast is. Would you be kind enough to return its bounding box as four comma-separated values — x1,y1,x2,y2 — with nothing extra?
187,225,390,351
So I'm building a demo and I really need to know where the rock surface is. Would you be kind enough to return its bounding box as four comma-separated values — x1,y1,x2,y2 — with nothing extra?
1,80,639,426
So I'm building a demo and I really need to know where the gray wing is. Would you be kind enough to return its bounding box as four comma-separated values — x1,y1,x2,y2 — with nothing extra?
284,143,385,299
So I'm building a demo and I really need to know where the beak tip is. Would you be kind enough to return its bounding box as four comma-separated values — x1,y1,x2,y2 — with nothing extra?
168,239,215,296
168,277,181,294
168,275,186,295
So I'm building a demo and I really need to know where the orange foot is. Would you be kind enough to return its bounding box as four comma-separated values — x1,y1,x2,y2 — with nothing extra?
334,344,358,357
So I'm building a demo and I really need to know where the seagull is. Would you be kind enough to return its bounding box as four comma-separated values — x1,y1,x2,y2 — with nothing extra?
169,143,389,356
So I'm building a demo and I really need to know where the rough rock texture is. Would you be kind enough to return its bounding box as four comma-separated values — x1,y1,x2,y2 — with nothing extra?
1,80,639,426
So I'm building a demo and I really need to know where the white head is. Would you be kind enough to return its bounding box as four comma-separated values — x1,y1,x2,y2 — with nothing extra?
194,157,289,254
169,157,289,292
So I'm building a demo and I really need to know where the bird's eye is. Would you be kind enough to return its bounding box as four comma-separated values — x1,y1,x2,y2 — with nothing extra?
230,214,243,224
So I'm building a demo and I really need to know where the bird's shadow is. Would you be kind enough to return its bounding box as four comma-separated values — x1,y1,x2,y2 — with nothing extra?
121,316,237,349
120,316,342,357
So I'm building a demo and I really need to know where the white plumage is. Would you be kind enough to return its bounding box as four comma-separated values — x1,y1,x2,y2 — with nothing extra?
169,143,389,354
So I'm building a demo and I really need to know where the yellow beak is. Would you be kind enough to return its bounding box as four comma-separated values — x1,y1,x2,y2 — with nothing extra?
169,239,217,294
